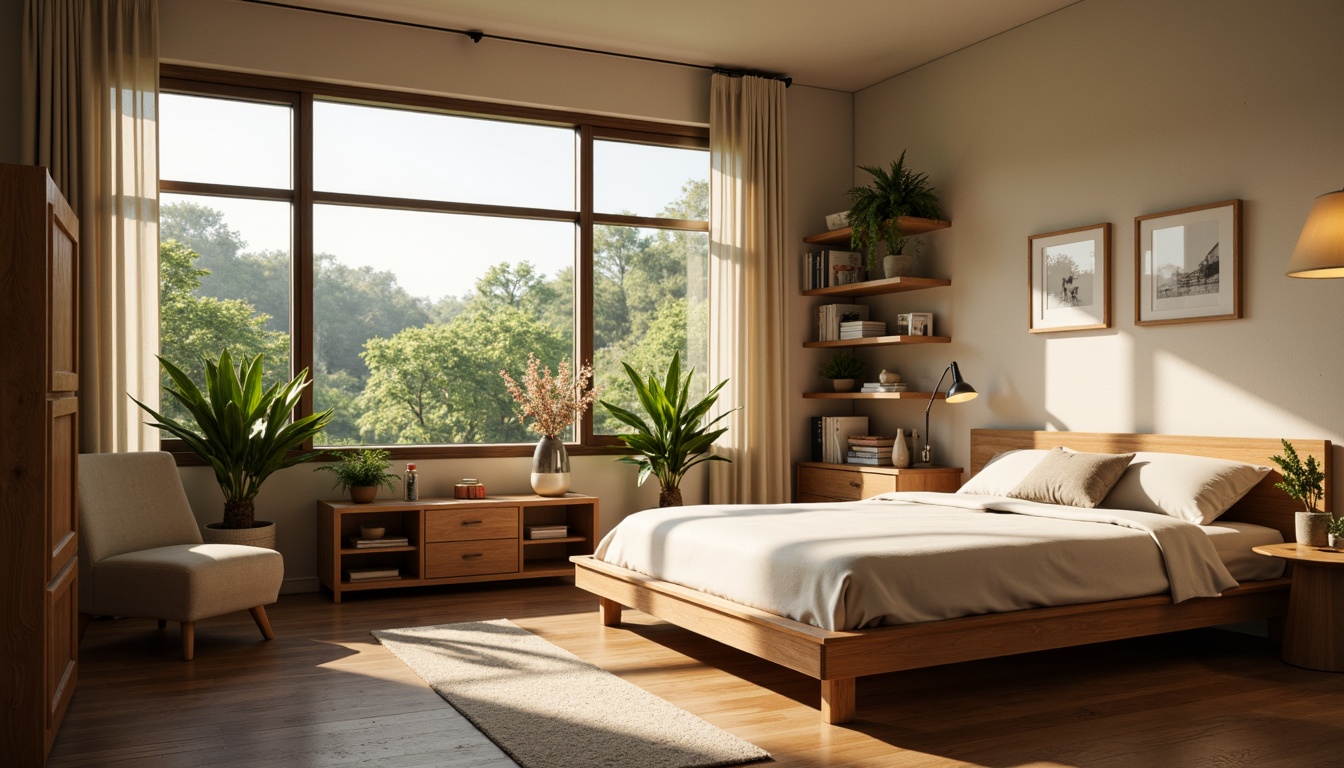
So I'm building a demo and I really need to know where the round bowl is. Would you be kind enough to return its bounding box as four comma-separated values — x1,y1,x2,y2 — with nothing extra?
359,526,386,540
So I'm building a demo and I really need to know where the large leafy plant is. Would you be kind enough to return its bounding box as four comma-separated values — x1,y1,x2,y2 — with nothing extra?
134,350,334,529
846,150,944,270
600,352,733,507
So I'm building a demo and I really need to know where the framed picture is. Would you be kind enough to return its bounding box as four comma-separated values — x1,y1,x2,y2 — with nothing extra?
895,312,933,336
1027,223,1111,333
1134,199,1241,326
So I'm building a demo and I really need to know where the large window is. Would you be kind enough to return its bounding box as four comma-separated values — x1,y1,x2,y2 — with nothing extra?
158,69,708,456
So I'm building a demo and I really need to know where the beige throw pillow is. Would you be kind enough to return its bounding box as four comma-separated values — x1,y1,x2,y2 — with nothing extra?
1099,451,1271,524
1005,447,1135,508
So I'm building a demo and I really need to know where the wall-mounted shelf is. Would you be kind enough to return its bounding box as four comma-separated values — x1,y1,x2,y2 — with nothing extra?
804,335,950,349
804,275,950,298
803,391,946,400
803,216,951,246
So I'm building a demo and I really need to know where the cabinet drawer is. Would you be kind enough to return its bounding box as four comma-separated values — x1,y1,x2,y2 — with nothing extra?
797,466,896,501
425,506,519,542
425,539,519,579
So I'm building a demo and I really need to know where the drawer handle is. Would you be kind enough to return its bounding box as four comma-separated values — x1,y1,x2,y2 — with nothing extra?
461,520,484,526
848,480,862,488
462,552,484,559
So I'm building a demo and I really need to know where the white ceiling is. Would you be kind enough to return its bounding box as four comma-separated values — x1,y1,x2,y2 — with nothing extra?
263,0,1079,92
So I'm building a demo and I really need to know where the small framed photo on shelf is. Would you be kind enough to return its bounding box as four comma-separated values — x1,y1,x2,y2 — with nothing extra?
1028,223,1111,333
1135,199,1241,326
903,312,933,336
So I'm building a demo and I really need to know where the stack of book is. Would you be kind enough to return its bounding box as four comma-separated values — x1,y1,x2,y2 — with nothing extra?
803,250,864,290
348,534,410,549
839,320,887,339
811,415,869,463
847,435,896,465
346,566,401,582
816,303,870,341
859,381,909,393
526,525,569,540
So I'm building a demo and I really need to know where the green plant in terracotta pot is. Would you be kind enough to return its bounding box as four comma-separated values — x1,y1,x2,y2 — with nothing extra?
316,448,400,503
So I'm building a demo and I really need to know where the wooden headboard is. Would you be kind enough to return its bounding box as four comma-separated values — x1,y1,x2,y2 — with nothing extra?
969,430,1333,540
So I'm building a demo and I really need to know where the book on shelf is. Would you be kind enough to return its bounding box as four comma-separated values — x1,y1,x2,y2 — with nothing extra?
526,525,569,540
348,536,410,548
848,446,893,457
346,566,401,582
823,416,870,464
859,383,909,392
839,320,887,339
847,435,896,447
846,453,891,466
809,416,824,462
817,303,869,341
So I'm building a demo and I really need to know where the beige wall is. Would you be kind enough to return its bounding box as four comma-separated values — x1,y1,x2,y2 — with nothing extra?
0,0,23,164
159,0,853,591
849,0,1344,507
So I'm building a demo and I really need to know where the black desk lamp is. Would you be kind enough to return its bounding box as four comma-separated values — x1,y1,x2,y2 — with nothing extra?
915,361,978,467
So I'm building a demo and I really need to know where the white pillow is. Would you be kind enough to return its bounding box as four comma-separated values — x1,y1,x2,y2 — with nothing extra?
957,449,1051,496
1098,451,1271,524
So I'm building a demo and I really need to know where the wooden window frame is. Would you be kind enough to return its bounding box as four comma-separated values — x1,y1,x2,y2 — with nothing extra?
158,65,707,462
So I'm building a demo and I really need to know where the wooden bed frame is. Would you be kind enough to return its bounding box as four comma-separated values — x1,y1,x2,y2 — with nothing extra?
572,430,1333,723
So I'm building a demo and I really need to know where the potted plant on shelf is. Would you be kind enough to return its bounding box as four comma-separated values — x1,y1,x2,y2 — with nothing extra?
845,150,944,279
1269,439,1329,546
819,350,866,392
316,448,400,503
133,350,334,549
600,352,734,508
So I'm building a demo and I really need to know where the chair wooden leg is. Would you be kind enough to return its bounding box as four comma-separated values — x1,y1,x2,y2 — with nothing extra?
249,606,275,641
157,619,167,630
181,621,195,661
78,613,91,642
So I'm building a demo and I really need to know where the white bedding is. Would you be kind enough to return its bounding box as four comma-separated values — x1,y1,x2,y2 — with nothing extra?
593,491,1275,631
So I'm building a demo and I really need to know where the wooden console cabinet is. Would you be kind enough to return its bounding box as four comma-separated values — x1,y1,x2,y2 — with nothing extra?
317,494,598,602
796,462,961,502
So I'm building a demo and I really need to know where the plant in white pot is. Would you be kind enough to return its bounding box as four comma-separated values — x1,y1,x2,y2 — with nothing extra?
134,350,333,548
316,448,400,504
819,350,866,392
1269,439,1329,546
845,150,944,279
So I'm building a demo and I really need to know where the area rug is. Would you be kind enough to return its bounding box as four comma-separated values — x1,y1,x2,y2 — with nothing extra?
372,619,770,768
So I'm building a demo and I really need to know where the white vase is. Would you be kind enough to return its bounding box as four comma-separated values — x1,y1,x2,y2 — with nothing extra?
893,429,911,469
1295,511,1331,547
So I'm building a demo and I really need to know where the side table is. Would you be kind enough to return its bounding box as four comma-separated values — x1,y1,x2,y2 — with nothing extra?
1252,542,1344,672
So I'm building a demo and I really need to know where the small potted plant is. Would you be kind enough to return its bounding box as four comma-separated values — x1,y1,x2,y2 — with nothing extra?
316,448,400,503
1328,516,1344,549
819,351,866,392
1269,439,1329,546
845,150,943,278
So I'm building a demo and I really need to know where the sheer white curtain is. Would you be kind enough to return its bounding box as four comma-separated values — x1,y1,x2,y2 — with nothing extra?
707,73,791,504
22,0,159,452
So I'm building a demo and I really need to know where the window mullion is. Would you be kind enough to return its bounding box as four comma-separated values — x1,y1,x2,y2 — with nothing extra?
578,124,595,447
295,90,315,434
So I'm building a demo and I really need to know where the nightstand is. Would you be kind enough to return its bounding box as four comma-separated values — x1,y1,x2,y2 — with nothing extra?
795,462,962,502
1252,542,1344,672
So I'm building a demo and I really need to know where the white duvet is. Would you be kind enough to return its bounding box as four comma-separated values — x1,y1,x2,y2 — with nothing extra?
592,492,1242,631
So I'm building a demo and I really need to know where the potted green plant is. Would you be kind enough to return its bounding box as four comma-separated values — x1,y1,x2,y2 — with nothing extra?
599,352,733,507
316,448,400,503
819,351,866,392
845,150,944,278
1269,439,1329,546
1327,516,1344,549
133,350,333,548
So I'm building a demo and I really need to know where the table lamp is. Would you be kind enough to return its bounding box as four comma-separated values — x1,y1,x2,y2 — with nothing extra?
1286,188,1344,278
915,361,978,467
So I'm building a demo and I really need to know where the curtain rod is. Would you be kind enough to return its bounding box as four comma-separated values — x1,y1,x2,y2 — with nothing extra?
238,1,792,87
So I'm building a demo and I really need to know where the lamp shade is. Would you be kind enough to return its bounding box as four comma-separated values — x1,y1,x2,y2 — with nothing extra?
1287,189,1344,278
945,361,979,403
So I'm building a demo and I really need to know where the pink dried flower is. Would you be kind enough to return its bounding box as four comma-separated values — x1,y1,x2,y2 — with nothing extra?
500,355,602,438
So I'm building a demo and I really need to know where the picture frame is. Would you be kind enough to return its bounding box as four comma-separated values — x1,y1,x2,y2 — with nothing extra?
1134,200,1241,326
1028,223,1111,333
895,312,933,336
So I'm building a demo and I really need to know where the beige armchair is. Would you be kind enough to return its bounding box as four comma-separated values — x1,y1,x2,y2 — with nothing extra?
77,452,284,660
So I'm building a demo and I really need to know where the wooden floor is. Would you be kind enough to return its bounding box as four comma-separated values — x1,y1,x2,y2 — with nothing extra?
52,579,1344,767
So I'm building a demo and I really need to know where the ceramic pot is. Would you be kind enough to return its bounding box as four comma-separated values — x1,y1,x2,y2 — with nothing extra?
883,253,918,278
202,520,276,550
1329,533,1343,549
1295,511,1331,547
531,434,571,497
349,485,378,504
893,428,912,469
831,378,855,392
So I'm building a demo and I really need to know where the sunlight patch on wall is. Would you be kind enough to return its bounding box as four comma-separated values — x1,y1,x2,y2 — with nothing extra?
1044,334,1133,432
